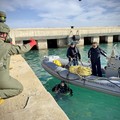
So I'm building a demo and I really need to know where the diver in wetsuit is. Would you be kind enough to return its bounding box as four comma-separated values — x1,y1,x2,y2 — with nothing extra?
52,81,73,96
67,42,81,66
88,42,107,77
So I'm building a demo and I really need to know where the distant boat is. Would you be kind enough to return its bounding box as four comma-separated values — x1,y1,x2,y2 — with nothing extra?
42,46,120,97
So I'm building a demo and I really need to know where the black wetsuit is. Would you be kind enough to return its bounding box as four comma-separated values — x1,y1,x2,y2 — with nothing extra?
52,84,73,96
67,46,81,66
88,46,107,77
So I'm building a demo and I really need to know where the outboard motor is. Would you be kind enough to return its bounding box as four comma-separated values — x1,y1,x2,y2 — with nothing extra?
105,45,120,78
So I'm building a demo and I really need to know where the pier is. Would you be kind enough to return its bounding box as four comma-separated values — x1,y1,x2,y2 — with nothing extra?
10,26,120,49
0,55,69,120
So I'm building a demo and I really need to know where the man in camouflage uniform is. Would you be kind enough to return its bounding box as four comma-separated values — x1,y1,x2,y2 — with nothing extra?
0,11,6,23
0,11,12,43
0,22,36,101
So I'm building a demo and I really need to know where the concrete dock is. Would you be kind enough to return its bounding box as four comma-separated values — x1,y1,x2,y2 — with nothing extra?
10,27,120,49
0,55,69,120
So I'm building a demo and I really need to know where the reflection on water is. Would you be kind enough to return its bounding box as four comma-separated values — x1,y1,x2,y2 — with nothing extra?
23,43,120,120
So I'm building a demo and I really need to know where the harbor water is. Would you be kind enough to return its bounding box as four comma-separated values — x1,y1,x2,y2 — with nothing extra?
23,42,120,120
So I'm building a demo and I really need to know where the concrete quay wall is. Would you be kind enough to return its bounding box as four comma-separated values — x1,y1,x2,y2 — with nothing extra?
9,27,120,49
0,55,69,120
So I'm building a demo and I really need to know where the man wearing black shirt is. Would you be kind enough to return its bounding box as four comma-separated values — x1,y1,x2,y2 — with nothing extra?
88,42,107,77
67,42,81,66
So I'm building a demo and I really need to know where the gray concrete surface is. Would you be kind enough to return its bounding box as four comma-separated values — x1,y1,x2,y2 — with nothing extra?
0,55,69,120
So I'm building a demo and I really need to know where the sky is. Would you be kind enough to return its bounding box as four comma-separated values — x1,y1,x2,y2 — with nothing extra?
0,0,120,28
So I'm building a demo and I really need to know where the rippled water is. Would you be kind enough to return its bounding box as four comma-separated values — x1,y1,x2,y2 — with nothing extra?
23,43,120,120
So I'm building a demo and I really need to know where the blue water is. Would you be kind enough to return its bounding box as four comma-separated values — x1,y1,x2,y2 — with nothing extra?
23,43,120,120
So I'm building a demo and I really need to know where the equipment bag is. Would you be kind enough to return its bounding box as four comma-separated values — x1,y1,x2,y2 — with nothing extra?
69,65,92,76
53,60,62,67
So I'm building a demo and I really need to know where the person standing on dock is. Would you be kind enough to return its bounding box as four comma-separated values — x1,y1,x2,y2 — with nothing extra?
67,42,81,66
0,22,37,103
88,42,107,77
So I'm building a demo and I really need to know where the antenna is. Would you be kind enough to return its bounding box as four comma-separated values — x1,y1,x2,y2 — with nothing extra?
111,44,117,58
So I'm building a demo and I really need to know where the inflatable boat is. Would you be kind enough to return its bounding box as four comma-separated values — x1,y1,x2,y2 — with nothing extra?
42,48,120,97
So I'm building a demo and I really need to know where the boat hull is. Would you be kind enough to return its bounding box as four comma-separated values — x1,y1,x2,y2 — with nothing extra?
42,57,120,97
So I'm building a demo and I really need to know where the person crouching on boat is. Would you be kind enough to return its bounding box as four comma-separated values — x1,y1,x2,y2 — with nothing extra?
67,42,81,66
88,42,107,77
52,81,73,96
